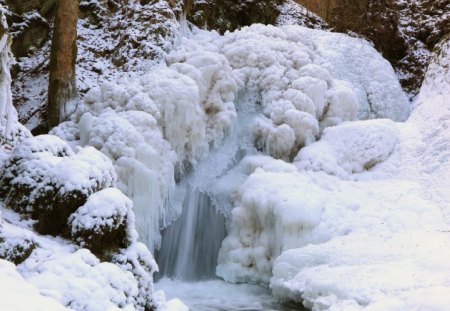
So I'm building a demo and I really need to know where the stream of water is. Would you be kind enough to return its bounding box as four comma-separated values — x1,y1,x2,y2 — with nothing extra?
155,90,305,310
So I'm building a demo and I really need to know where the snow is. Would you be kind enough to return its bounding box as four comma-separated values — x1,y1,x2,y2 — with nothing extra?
216,37,450,309
19,248,139,310
0,259,68,310
294,119,399,179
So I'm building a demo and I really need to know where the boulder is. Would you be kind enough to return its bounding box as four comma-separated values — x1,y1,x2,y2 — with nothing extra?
0,135,117,236
68,188,135,255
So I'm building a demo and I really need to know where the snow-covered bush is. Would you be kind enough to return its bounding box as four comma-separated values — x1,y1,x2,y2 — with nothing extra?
0,228,36,264
0,135,73,194
0,210,37,265
68,188,136,255
0,135,116,235
112,242,159,310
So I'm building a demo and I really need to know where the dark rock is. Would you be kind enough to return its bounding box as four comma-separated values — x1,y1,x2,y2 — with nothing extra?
9,12,50,57
185,0,285,34
0,233,37,264
5,0,42,14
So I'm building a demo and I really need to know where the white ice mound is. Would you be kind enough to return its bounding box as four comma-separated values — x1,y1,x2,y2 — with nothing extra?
302,27,411,121
217,167,323,285
294,119,399,179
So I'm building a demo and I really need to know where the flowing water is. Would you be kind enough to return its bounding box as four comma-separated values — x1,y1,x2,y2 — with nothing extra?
155,90,305,310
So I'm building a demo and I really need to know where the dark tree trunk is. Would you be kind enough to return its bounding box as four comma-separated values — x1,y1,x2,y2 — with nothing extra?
47,0,78,129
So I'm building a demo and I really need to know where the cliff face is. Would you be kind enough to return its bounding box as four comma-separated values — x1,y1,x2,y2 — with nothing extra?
294,0,368,20
184,0,284,34
296,0,449,95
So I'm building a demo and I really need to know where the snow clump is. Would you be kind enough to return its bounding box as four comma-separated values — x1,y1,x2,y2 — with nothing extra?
295,119,399,179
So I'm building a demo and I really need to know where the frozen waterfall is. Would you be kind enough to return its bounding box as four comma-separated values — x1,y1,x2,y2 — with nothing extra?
157,90,261,280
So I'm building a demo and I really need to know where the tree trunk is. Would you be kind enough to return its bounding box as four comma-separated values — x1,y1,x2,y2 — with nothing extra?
47,0,78,129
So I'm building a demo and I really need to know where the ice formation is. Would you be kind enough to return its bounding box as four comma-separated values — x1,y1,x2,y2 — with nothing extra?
0,28,30,147
219,37,450,309
52,24,408,256
2,4,446,307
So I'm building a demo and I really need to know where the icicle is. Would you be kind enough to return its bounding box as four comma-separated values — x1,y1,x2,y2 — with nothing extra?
0,34,14,142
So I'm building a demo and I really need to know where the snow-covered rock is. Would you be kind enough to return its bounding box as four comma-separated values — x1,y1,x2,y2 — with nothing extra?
68,188,136,254
0,135,116,235
112,242,159,310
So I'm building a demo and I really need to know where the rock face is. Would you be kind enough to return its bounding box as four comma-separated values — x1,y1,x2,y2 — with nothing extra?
294,0,368,20
185,0,284,33
9,13,50,58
